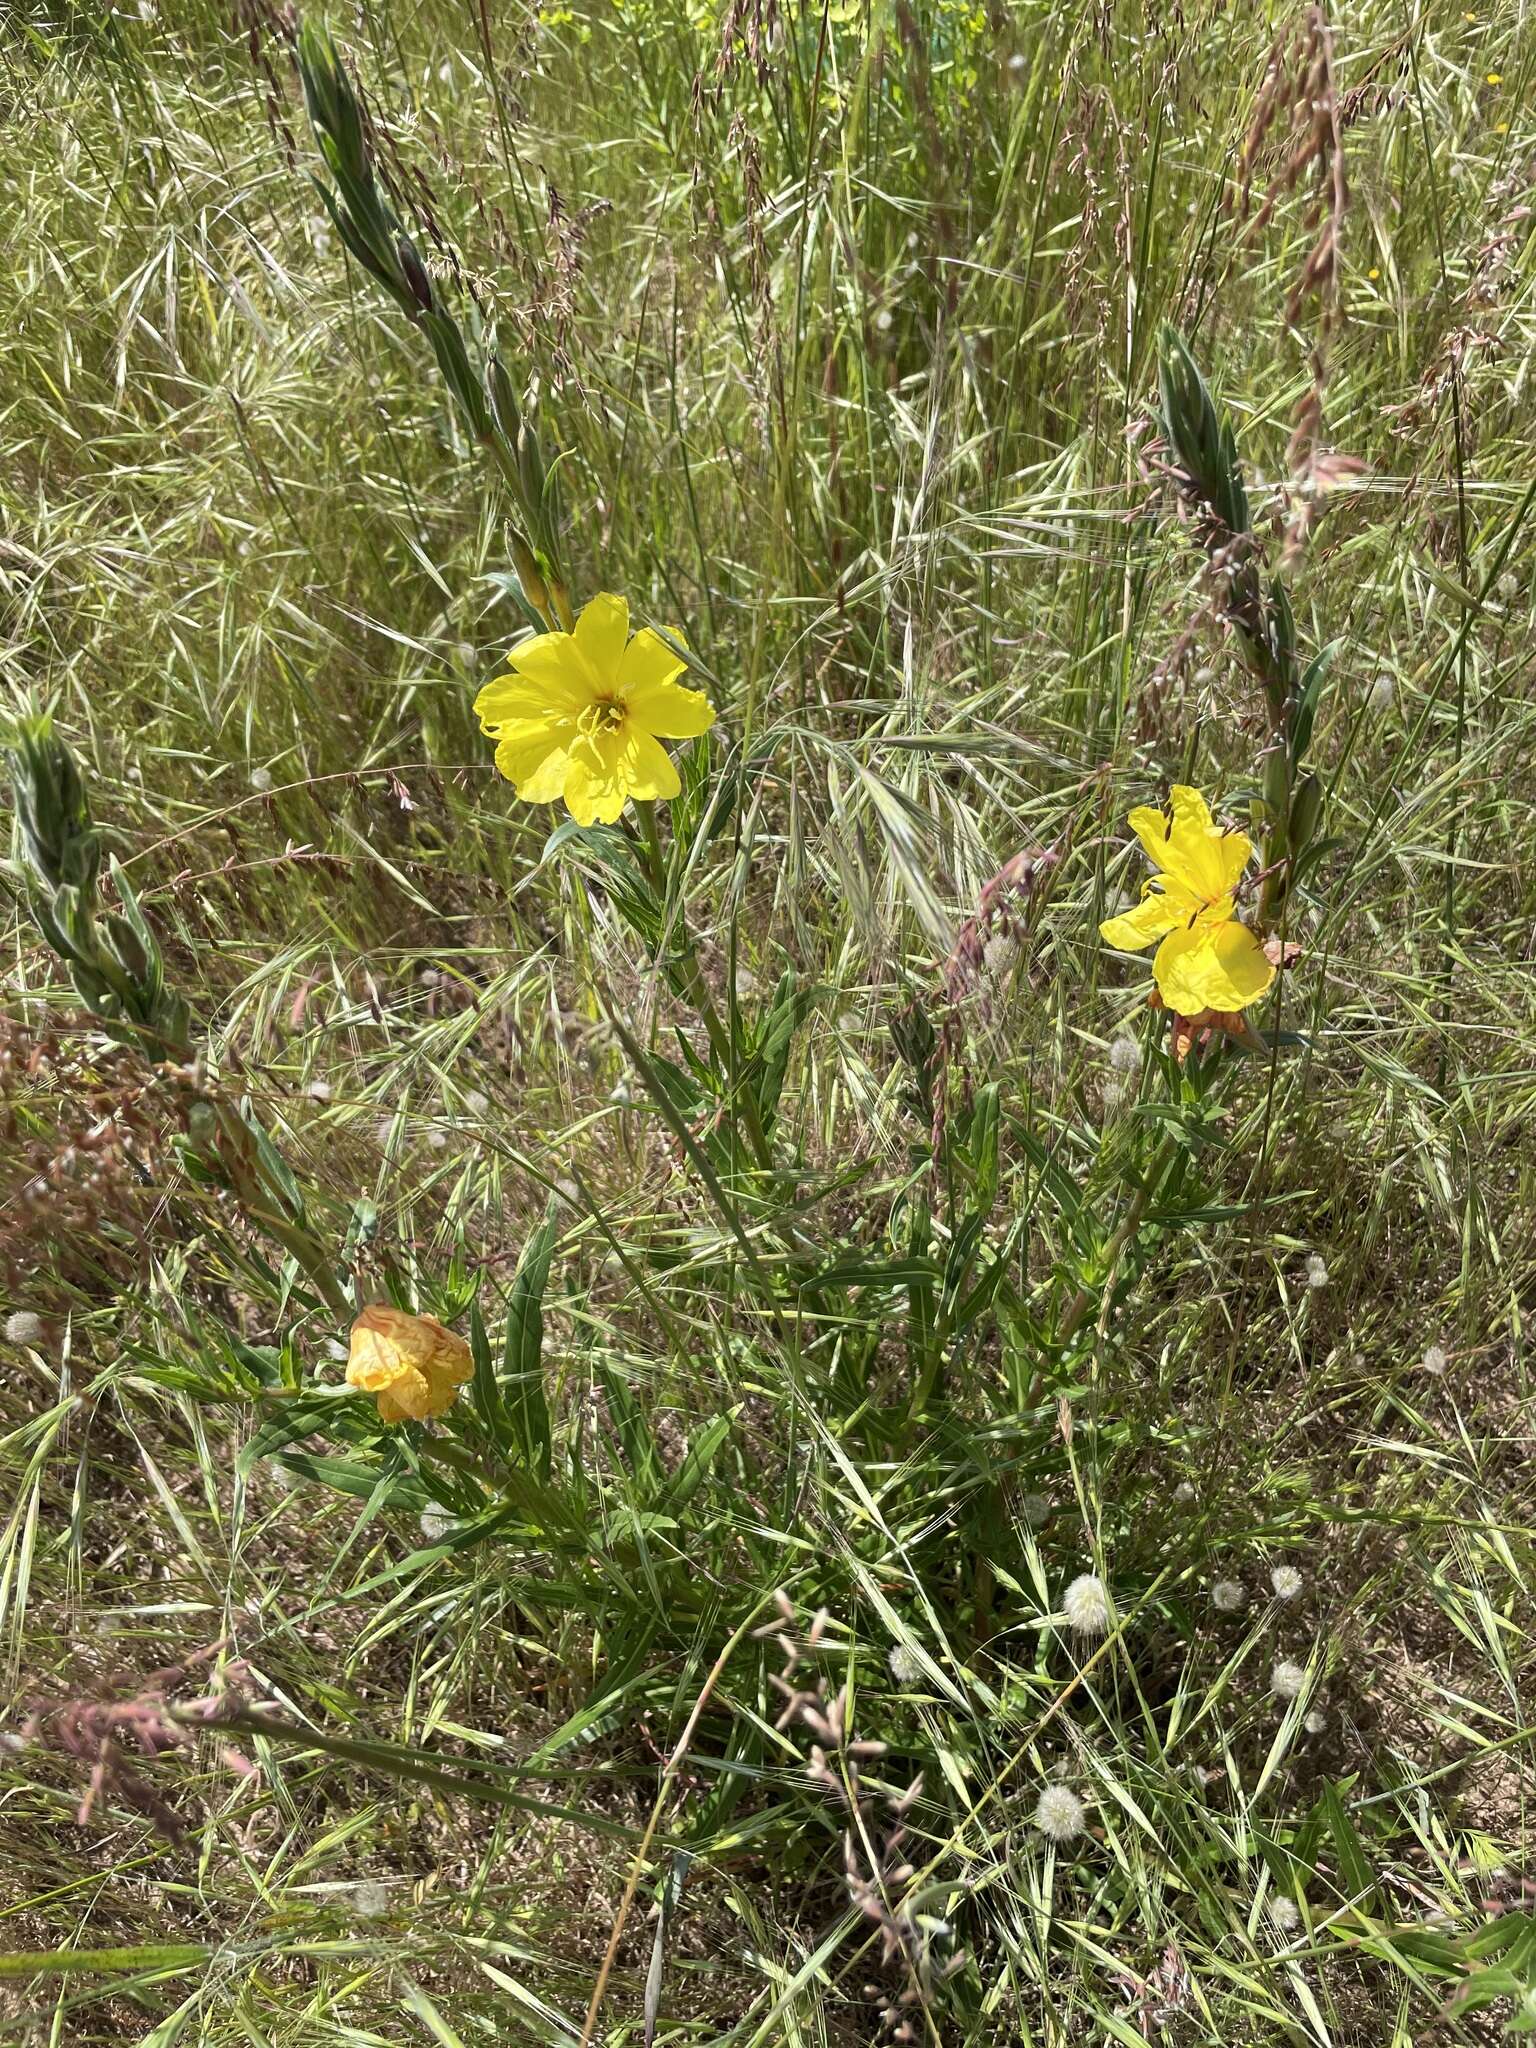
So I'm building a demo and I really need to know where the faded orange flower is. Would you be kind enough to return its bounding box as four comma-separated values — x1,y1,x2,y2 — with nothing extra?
346,1304,472,1423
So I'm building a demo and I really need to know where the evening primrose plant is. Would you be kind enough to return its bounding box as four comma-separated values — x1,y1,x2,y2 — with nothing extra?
3,27,1343,2030
10,8,1536,2046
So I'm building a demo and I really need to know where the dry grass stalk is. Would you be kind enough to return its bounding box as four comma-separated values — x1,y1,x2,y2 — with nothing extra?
19,1646,255,1843
762,1593,964,2042
1232,4,1356,563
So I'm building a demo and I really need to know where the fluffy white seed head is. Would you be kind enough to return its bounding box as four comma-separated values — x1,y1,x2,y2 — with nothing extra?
1304,1708,1328,1734
1269,1895,1302,1932
1271,1658,1308,1700
4,1311,46,1347
1271,1565,1303,1602
419,1507,453,1544
887,1644,923,1688
1211,1579,1246,1614
1303,1254,1329,1290
1034,1783,1086,1842
1062,1573,1111,1636
250,766,274,792
352,1880,390,1920
1422,1343,1448,1375
1369,672,1395,713
1108,1034,1140,1073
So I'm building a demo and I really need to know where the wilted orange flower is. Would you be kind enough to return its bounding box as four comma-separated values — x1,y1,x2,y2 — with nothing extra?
346,1305,471,1424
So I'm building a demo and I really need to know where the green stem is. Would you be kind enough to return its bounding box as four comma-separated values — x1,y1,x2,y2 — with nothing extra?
634,803,773,1172
1056,1132,1181,1352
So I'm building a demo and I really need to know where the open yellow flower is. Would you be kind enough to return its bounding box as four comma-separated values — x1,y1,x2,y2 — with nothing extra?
346,1304,472,1424
1099,785,1275,1015
474,592,715,827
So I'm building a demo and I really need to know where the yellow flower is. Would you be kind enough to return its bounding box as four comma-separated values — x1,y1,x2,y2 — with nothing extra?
346,1304,472,1423
1099,785,1276,1015
474,592,715,827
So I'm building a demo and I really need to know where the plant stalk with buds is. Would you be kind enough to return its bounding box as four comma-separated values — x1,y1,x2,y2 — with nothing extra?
1155,327,1328,929
296,17,570,629
5,716,349,1314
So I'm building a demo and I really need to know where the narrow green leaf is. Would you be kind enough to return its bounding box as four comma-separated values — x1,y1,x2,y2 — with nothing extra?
503,1203,558,1480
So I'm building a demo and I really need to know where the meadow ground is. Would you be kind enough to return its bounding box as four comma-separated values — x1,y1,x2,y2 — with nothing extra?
3,0,1536,2042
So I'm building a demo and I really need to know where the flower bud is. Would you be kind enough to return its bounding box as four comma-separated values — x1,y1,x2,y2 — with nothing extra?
1288,771,1323,856
397,237,435,314
8,717,100,895
485,353,523,444
508,531,549,616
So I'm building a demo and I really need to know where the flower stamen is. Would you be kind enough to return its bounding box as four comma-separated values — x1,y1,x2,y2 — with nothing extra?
578,697,627,738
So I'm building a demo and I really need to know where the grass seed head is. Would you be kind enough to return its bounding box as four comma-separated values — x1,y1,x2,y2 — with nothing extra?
1063,1574,1111,1636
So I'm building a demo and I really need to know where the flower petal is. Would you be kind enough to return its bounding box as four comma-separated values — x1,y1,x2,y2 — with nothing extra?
1152,920,1276,1015
563,732,629,826
617,625,688,696
503,633,593,712
1130,786,1251,903
573,591,630,684
620,728,682,803
474,674,564,735
561,724,683,823
1100,882,1195,953
376,1369,434,1422
347,1334,409,1393
626,674,715,739
494,727,575,802
428,1347,473,1392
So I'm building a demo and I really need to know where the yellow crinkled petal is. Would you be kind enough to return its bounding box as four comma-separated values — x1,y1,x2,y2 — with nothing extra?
346,1331,412,1394
424,1340,473,1392
572,592,630,683
376,1370,434,1423
1130,785,1251,902
1099,881,1196,953
494,726,575,803
616,625,688,697
503,632,593,711
626,672,715,739
474,675,566,735
619,727,682,802
347,1307,470,1424
1152,919,1276,1015
563,731,629,826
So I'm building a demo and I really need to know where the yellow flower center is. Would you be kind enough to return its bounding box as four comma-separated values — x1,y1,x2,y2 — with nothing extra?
578,697,627,739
